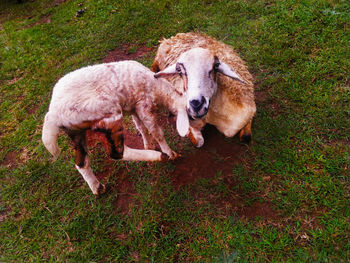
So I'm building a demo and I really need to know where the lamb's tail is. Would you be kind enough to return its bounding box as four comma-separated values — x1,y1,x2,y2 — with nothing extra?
42,112,60,159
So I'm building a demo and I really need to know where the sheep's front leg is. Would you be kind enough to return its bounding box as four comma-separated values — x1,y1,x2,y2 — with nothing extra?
132,114,158,150
136,104,179,160
92,115,124,160
65,130,105,195
188,119,206,148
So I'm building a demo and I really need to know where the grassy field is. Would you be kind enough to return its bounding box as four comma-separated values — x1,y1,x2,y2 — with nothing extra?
0,0,349,261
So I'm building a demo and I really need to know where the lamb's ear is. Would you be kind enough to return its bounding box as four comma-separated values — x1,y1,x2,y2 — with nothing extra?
176,109,189,137
214,56,247,84
154,63,177,78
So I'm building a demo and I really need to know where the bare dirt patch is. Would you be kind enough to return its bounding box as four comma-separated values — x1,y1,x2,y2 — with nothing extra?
113,169,137,215
85,117,280,221
1,151,19,168
171,125,245,188
103,44,154,63
86,127,143,214
169,124,282,222
254,90,269,104
54,0,66,5
23,13,51,29
27,103,40,114
32,13,51,26
239,201,277,220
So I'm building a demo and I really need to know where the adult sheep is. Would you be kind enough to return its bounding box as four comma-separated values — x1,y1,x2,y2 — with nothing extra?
152,32,256,147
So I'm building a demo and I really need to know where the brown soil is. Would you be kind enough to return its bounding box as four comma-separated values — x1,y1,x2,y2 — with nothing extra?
171,124,244,188
239,201,276,220
27,104,40,115
54,0,66,5
85,120,279,221
103,44,154,63
113,169,137,215
86,127,143,214
31,14,51,26
1,151,19,168
254,90,268,104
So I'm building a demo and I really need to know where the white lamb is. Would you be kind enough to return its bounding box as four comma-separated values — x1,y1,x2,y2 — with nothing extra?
152,32,256,147
42,60,189,195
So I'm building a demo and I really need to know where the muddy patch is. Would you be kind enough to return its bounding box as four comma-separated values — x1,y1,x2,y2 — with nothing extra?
169,124,281,222
86,128,144,176
27,103,40,115
254,90,269,104
23,13,51,29
113,169,137,215
84,115,280,221
171,125,245,188
238,200,277,220
0,209,8,222
124,132,144,150
103,44,154,63
31,13,51,26
1,151,19,168
86,127,142,214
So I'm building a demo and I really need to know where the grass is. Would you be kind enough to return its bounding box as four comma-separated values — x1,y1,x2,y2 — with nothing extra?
1,0,349,262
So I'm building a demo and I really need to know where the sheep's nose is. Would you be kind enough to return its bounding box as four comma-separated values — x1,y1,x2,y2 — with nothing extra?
189,96,205,112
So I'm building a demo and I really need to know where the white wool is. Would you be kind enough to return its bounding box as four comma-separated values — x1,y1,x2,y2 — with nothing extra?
152,32,256,146
42,60,189,195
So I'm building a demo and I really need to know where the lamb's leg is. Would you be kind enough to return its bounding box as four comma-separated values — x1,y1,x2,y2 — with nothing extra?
188,119,206,148
135,104,179,159
92,115,124,159
239,119,252,144
132,114,158,150
93,114,168,162
122,145,168,161
66,130,105,195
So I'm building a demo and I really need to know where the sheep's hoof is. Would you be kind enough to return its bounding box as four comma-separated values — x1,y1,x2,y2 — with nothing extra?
94,183,106,195
161,153,170,162
161,151,180,161
240,134,251,144
169,151,181,160
188,129,204,148
195,137,204,148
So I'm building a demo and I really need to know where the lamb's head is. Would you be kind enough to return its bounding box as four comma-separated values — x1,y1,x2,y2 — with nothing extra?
154,47,246,120
155,77,190,138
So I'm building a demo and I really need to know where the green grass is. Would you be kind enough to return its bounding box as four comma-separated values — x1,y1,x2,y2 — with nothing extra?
1,0,349,262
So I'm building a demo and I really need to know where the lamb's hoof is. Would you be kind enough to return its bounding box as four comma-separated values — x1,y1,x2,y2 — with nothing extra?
169,151,181,160
110,151,123,160
161,153,170,162
94,183,106,195
240,134,251,144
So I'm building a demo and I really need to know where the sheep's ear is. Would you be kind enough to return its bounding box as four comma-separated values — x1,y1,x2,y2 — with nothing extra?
214,56,247,84
154,63,177,78
176,109,189,137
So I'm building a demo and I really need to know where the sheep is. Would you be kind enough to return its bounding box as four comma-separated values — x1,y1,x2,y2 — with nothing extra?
42,60,189,195
152,32,256,147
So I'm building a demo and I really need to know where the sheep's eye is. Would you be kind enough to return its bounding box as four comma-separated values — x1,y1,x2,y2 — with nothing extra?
176,63,186,77
176,64,182,73
213,62,220,71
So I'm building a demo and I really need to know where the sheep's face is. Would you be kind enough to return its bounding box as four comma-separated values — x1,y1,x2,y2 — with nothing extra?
154,48,246,120
177,48,217,119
